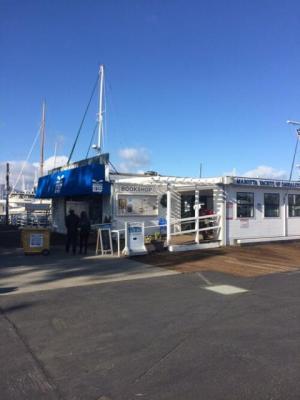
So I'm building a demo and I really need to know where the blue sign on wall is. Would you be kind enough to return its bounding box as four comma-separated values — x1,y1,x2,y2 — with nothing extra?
36,164,111,198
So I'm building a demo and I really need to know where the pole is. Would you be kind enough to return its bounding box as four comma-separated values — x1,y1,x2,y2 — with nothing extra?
283,128,300,236
40,101,46,177
195,189,199,243
220,186,226,246
53,141,58,168
199,163,202,178
97,65,104,154
5,163,9,225
166,185,171,246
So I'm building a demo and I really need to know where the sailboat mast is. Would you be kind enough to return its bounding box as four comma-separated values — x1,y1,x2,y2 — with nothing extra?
40,101,46,177
96,65,104,154
53,141,58,168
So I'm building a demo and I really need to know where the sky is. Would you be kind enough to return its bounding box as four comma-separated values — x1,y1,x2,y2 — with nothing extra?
1,0,300,187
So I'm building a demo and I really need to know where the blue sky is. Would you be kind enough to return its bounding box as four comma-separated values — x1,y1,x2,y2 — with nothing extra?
1,0,300,185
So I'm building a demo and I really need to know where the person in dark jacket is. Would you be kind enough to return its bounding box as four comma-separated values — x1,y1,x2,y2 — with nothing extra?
65,209,80,254
79,211,91,255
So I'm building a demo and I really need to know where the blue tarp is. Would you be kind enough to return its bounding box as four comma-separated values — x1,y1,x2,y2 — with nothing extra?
35,164,111,198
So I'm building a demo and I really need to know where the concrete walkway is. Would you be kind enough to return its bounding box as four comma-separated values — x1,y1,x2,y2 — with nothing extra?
0,247,178,295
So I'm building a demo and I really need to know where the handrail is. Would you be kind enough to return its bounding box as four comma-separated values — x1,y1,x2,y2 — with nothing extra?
104,213,221,256
170,225,221,236
172,214,218,223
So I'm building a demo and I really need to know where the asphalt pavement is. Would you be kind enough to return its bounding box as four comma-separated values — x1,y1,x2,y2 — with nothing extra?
0,260,300,400
0,247,177,294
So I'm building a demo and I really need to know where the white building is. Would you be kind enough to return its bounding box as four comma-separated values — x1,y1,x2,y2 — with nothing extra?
110,174,300,249
36,156,300,250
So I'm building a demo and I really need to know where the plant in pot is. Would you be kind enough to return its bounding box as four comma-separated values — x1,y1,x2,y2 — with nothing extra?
151,231,165,252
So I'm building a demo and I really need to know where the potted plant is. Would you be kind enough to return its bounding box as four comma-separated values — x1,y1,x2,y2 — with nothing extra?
151,232,165,252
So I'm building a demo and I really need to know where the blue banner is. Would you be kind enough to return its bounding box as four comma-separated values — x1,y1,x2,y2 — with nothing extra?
36,164,111,198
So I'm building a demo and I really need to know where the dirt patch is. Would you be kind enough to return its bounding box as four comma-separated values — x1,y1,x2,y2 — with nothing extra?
134,242,300,277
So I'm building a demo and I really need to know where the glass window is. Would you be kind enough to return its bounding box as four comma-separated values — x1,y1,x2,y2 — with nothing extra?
236,192,254,218
117,195,158,216
288,194,300,217
264,193,280,217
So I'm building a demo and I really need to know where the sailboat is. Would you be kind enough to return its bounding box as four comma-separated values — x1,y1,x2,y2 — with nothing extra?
0,102,51,225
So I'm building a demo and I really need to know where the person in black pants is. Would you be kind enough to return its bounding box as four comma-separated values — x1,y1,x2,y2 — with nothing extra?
79,211,91,255
65,209,80,255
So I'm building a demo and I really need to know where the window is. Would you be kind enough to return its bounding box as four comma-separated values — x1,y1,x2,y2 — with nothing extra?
117,195,158,216
236,192,254,218
264,193,280,217
288,194,300,217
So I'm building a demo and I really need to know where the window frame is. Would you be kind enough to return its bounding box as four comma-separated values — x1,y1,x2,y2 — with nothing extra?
116,193,158,217
288,194,300,217
236,192,254,219
264,193,280,218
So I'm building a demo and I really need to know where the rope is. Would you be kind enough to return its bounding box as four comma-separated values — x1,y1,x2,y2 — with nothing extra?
288,133,299,183
284,130,300,206
109,161,119,174
67,74,99,164
85,122,98,159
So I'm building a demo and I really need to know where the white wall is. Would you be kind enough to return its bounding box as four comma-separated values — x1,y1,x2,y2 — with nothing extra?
226,186,300,244
52,198,66,233
286,203,300,236
102,194,112,221
111,184,168,234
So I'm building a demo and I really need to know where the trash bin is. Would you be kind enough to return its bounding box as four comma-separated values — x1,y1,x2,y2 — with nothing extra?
21,227,50,255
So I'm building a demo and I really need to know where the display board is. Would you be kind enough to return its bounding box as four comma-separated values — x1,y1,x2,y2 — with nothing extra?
117,195,158,216
96,226,113,256
29,233,44,248
123,222,147,256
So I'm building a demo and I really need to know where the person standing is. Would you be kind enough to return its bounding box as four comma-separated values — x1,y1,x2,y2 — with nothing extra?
79,211,91,255
65,209,80,255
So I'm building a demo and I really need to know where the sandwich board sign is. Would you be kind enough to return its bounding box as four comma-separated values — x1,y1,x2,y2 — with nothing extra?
96,224,113,256
123,222,147,256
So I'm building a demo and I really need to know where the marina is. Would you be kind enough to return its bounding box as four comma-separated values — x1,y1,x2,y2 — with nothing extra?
2,64,298,254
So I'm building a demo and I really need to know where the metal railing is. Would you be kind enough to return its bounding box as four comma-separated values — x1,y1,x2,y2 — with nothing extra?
0,213,51,227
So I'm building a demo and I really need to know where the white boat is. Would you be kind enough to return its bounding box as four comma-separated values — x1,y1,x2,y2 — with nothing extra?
0,190,51,226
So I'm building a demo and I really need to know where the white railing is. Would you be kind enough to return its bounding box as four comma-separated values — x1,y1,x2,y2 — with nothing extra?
111,229,124,257
94,213,221,257
110,224,167,257
170,214,220,237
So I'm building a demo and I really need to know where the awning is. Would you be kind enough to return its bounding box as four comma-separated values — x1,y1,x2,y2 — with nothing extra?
36,164,111,199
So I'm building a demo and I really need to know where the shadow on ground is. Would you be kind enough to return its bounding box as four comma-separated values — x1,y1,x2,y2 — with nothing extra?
0,243,223,293
0,287,18,295
2,240,300,293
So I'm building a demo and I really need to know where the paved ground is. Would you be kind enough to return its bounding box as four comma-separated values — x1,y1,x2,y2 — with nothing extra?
1,244,300,399
0,247,177,295
136,242,300,277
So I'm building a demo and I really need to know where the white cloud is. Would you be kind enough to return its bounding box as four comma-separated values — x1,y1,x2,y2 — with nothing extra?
0,155,68,190
118,147,150,172
0,161,37,191
223,168,238,176
44,155,68,172
243,165,287,179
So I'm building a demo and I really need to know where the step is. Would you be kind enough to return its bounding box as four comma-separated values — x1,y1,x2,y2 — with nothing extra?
168,241,221,252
